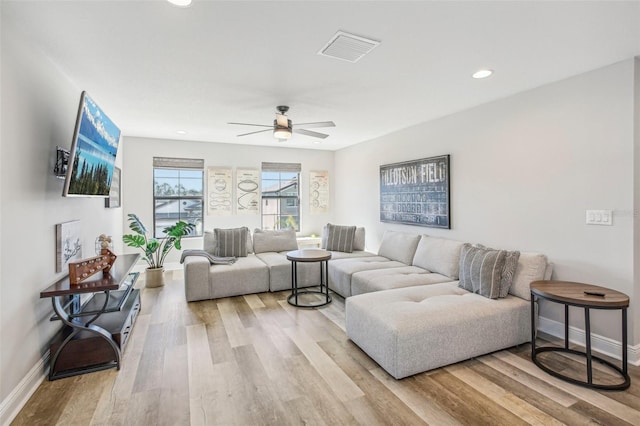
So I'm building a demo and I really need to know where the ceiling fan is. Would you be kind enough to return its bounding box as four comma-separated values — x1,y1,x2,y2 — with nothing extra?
229,106,335,141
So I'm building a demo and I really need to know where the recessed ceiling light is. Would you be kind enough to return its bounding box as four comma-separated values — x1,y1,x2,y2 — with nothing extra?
472,69,493,79
166,0,192,7
176,130,187,135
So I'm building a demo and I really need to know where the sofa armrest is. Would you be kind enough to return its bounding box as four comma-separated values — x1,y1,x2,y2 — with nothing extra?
183,256,210,302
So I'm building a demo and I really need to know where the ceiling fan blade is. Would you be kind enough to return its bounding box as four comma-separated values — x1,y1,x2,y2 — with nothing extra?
294,121,335,129
237,128,273,137
228,122,273,128
293,128,329,139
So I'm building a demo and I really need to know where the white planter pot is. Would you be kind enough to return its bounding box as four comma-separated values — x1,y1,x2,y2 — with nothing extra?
145,267,165,288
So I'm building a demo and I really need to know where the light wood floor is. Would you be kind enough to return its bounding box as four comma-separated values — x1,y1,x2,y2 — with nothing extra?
13,270,640,425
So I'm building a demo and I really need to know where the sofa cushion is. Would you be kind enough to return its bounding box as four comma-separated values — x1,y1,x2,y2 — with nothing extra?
412,236,464,279
255,251,320,292
345,282,530,379
328,256,406,297
458,244,506,299
183,254,269,301
214,227,249,257
322,225,365,251
204,229,253,256
351,266,452,296
325,223,356,253
509,252,550,300
377,230,421,265
253,228,298,254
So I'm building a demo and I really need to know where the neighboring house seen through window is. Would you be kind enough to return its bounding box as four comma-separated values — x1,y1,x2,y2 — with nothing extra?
153,157,204,238
261,162,301,231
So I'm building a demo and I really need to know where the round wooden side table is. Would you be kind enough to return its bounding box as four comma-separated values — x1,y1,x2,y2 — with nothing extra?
530,280,630,390
286,249,332,308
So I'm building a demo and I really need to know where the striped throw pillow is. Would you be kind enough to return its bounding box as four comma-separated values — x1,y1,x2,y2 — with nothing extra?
325,224,356,253
458,244,506,299
214,227,248,257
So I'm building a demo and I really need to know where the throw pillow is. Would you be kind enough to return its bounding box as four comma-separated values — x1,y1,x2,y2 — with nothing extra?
252,228,298,254
204,229,253,256
473,243,520,298
500,250,521,298
458,244,506,299
353,227,366,251
214,227,248,257
325,223,356,253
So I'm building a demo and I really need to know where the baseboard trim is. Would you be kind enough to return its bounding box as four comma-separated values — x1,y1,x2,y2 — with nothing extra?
538,316,640,366
0,351,49,426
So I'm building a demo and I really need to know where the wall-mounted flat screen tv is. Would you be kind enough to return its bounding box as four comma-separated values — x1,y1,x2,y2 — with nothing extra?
62,91,121,197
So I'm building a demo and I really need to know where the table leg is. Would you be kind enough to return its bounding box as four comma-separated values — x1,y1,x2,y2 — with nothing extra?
623,308,628,375
294,261,298,305
564,304,569,349
530,295,536,359
324,260,329,304
585,307,593,384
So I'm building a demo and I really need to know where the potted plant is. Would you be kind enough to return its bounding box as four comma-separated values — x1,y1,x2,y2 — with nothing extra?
123,213,195,288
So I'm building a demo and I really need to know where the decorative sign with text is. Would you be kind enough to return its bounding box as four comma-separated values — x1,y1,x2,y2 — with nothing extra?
208,167,232,215
379,155,450,228
309,170,330,214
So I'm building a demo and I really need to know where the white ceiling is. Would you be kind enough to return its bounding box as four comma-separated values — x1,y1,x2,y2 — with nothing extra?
3,1,640,151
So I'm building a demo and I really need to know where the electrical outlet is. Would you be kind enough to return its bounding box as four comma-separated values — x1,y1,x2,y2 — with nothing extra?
586,210,613,225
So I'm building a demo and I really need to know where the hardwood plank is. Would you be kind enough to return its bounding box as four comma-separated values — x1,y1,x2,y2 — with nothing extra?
445,363,564,426
470,359,596,425
416,371,528,426
217,299,251,348
282,326,365,402
158,344,190,426
286,354,359,425
318,339,426,425
12,282,640,426
185,323,217,426
495,351,640,425
477,354,578,408
91,313,151,425
370,366,462,426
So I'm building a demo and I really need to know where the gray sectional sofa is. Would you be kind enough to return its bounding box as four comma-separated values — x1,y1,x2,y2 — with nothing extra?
337,230,552,379
183,227,371,302
183,226,552,380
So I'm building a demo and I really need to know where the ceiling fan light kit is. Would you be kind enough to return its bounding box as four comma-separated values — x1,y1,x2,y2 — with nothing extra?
230,105,335,142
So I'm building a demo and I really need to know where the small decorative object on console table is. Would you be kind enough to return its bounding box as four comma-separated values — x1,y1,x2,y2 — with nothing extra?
68,249,117,284
286,248,332,308
530,280,630,390
40,253,141,380
122,213,195,288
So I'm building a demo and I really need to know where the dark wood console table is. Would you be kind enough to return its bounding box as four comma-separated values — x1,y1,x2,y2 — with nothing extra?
40,253,141,380
530,280,629,390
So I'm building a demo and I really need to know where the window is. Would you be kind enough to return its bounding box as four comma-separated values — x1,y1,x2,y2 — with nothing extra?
261,162,301,231
153,157,204,238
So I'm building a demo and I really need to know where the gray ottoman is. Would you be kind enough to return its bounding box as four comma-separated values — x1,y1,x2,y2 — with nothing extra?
345,282,531,379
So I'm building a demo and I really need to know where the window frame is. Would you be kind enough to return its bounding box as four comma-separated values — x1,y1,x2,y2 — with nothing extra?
152,160,204,239
260,169,300,231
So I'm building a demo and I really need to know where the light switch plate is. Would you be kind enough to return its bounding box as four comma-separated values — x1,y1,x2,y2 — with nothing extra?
586,210,612,225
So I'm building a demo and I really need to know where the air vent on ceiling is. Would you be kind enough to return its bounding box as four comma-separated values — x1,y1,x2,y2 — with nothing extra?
318,31,380,63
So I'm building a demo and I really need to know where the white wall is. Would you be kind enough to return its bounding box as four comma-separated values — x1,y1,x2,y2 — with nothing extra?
634,57,640,345
0,17,124,422
335,59,637,345
123,137,335,266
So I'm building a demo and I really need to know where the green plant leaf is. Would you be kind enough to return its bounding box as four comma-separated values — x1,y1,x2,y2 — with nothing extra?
127,213,147,235
123,234,145,248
